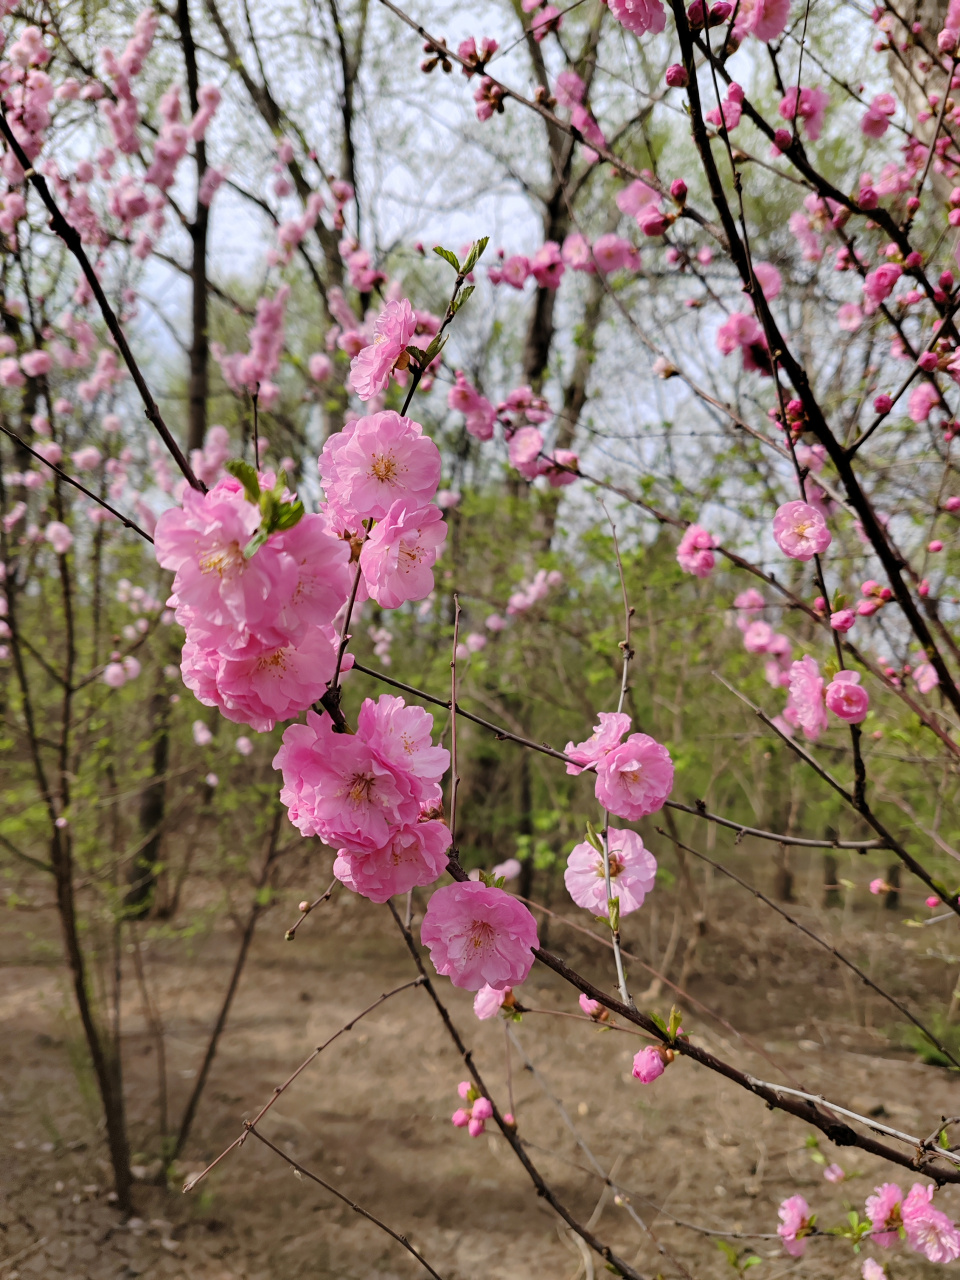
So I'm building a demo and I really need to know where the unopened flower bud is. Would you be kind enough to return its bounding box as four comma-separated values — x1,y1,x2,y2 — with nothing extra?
665,63,689,88
670,178,687,204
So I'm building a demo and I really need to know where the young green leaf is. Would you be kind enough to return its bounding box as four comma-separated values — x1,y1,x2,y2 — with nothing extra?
433,245,461,272
462,236,489,273
225,458,262,505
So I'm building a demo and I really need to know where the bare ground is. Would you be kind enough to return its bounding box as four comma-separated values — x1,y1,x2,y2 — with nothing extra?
2,858,960,1280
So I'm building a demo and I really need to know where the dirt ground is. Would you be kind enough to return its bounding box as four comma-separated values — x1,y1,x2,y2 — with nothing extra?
2,856,960,1280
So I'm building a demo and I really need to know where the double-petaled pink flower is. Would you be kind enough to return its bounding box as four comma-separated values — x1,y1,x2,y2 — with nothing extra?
777,1195,813,1257
349,298,416,401
564,827,657,916
319,411,441,521
676,523,716,578
564,711,631,775
595,733,674,820
332,820,452,903
787,655,828,740
420,881,539,990
772,500,832,561
359,500,447,608
825,670,869,723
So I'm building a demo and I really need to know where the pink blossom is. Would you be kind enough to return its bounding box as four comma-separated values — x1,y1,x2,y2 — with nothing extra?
831,608,855,632
102,662,127,688
564,827,657,916
561,233,596,272
20,349,51,377
467,1115,485,1137
182,628,337,732
914,662,939,693
471,1096,493,1122
349,298,416,401
474,983,509,1019
837,303,863,331
592,234,639,274
861,93,897,138
632,1046,666,1082
360,500,446,608
420,881,539,990
529,241,565,288
926,895,940,908
772,500,832,560
594,733,674,819
500,255,530,289
508,426,544,480
734,0,790,42
823,1163,845,1183
0,359,24,389
236,736,253,755
564,711,631,775
869,877,888,896
616,180,659,220
753,261,782,300
71,446,102,471
320,412,441,520
865,1171,905,1237
825,670,869,723
861,1260,885,1280
706,83,744,133
676,523,716,577
309,353,333,382
274,697,446,848
734,587,765,617
555,70,585,108
788,655,828,740
451,1108,470,1127
44,521,73,554
863,263,902,314
743,620,774,653
778,1194,812,1257
447,371,496,440
716,311,763,356
908,381,939,423
902,1183,960,1263
608,0,666,35
778,86,829,140
579,993,603,1017
333,819,452,902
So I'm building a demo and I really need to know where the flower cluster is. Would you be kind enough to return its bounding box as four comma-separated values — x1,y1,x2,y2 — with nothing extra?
778,1182,960,1264
154,476,352,731
451,1081,500,1136
565,713,674,821
273,695,451,901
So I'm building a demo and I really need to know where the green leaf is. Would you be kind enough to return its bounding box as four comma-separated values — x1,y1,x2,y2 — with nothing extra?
715,1241,738,1266
423,333,448,363
225,458,261,505
462,236,489,273
608,896,620,932
243,529,270,559
648,1010,669,1036
433,245,461,272
453,284,475,313
585,821,604,853
742,1256,761,1269
272,499,304,531
406,344,427,363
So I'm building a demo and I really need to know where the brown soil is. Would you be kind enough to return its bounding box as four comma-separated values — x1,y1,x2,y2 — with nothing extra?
2,861,959,1280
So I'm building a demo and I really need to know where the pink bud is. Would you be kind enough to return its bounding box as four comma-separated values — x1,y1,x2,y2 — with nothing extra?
905,251,922,268
773,128,793,151
945,495,960,511
929,540,944,552
670,178,688,203
665,64,689,88
471,1097,493,1121
830,608,855,632
451,1108,470,1128
873,394,893,413
467,1116,485,1138
869,877,887,895
298,900,310,912
918,351,938,371
457,1080,472,1100
632,1046,666,1083
918,578,930,596
926,895,940,908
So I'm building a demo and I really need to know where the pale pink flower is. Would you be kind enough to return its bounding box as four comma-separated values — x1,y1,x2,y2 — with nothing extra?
716,311,762,356
564,711,631,775
772,500,832,560
272,513,354,636
102,662,127,688
823,1163,845,1183
309,353,332,382
734,587,765,617
902,1183,960,1263
319,412,441,520
594,733,674,820
861,93,896,138
561,232,595,272
564,827,657,916
914,662,939,693
359,500,446,608
349,298,416,400
676,523,716,578
616,179,659,219
332,820,452,903
236,736,253,755
447,371,496,440
778,86,829,140
508,426,544,480
529,240,565,289
192,719,213,746
592,234,638,274
869,877,887,895
865,1183,903,1247
837,303,863,332
777,1194,812,1257
500,254,530,288
420,881,539,990
743,621,774,653
473,983,509,1019
753,261,782,300
632,1046,666,1082
492,857,522,880
555,70,585,108
608,0,666,35
20,349,51,377
734,0,790,41
71,446,102,471
825,670,869,723
861,1260,885,1280
862,263,902,314
908,382,939,424
788,655,828,740
44,521,73,554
